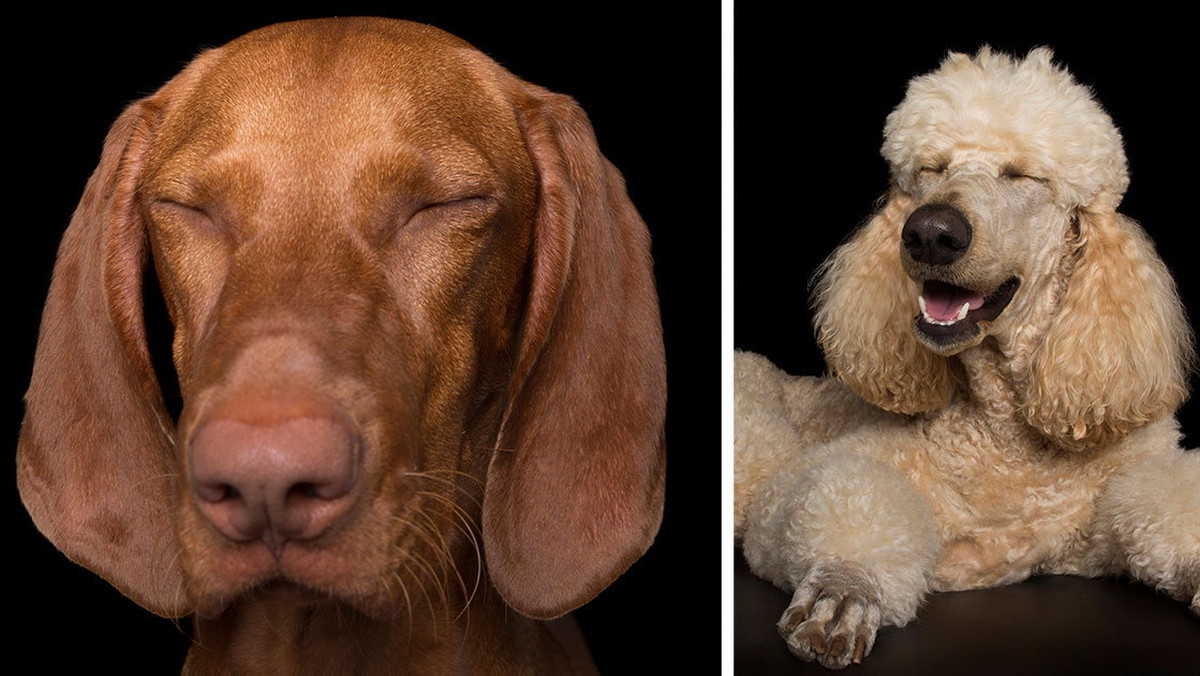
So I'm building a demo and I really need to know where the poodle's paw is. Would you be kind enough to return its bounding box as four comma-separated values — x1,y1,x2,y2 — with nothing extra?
778,563,882,669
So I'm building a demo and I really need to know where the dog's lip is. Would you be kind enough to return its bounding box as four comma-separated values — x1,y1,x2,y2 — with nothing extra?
194,569,373,620
190,541,371,618
189,481,427,620
915,277,1020,341
196,578,344,619
249,578,314,603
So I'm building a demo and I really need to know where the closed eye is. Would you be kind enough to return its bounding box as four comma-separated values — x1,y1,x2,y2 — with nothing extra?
1000,165,1047,183
416,194,496,213
390,194,500,241
152,197,206,214
408,194,500,225
149,198,223,234
918,164,947,176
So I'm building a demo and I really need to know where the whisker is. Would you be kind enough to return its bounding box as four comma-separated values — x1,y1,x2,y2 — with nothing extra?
388,569,415,643
403,531,449,611
405,471,485,610
404,470,484,510
395,557,436,641
411,509,472,616
409,512,458,608
407,495,473,608
406,467,484,487
416,492,484,615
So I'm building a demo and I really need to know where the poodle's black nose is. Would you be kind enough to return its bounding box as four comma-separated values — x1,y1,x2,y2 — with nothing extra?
902,205,972,266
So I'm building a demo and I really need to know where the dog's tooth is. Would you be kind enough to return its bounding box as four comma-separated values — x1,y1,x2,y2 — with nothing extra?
918,296,936,324
918,295,972,326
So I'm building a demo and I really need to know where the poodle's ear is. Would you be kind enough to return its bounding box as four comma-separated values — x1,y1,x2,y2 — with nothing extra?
813,191,954,414
1023,201,1194,449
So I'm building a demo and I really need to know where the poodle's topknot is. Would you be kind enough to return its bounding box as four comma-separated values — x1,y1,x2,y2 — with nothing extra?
883,47,1128,209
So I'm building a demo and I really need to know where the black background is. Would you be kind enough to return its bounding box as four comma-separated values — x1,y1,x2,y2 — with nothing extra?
7,4,718,672
10,4,1200,673
735,14,1199,447
734,7,1200,674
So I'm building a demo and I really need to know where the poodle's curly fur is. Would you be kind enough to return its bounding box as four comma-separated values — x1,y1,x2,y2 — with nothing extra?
735,47,1199,669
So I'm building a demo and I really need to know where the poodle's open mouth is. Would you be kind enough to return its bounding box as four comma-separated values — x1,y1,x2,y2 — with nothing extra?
915,277,1020,345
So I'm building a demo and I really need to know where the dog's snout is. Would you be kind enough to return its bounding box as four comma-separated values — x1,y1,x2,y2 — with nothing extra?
902,204,972,266
189,399,361,550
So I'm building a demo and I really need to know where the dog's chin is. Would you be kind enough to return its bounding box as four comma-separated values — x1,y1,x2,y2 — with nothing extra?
187,538,400,620
195,575,397,621
198,579,398,623
912,277,1020,355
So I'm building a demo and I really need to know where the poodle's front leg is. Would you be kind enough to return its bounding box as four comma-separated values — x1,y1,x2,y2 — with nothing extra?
775,558,882,666
1092,448,1200,613
742,451,940,668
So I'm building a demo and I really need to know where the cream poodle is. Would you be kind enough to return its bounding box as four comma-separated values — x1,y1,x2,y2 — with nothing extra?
735,47,1199,668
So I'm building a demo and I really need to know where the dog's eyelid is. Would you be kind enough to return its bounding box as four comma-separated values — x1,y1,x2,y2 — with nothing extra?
431,193,496,208
916,159,949,179
411,194,500,219
1000,166,1047,182
146,196,237,242
392,194,500,240
149,196,215,221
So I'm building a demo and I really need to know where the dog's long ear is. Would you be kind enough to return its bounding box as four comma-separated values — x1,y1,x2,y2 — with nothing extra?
483,83,667,619
1023,200,1194,449
813,192,954,414
17,96,189,617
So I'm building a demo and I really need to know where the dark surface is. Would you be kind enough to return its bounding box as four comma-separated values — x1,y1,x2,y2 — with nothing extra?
736,550,1200,675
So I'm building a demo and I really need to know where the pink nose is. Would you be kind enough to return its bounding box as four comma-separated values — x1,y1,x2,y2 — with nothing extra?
189,400,361,551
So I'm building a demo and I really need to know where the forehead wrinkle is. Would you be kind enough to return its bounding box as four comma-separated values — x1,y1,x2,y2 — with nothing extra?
152,126,505,236
350,143,502,219
184,55,510,177
149,27,531,243
147,151,265,215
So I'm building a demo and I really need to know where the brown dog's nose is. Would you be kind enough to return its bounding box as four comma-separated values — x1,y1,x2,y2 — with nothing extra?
902,204,973,266
189,400,361,551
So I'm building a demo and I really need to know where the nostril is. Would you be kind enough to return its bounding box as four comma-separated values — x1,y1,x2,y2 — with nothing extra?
188,401,362,546
284,478,353,505
196,482,242,503
902,204,972,266
293,482,321,500
937,233,964,251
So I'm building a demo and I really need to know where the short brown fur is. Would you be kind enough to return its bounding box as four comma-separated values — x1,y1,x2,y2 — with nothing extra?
18,18,665,673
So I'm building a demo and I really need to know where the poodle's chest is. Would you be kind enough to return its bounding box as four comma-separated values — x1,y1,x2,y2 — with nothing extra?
893,420,1102,589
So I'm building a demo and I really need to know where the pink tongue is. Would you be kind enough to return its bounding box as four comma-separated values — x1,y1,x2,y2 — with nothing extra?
923,281,984,321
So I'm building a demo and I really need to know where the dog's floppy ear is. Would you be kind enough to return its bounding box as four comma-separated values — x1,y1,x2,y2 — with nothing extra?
1023,199,1194,449
17,96,189,617
813,192,954,414
483,82,667,619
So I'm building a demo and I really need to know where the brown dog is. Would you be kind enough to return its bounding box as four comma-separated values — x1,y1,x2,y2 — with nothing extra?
17,17,665,673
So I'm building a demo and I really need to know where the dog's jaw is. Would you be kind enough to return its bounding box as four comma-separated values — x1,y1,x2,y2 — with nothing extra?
912,277,1020,354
